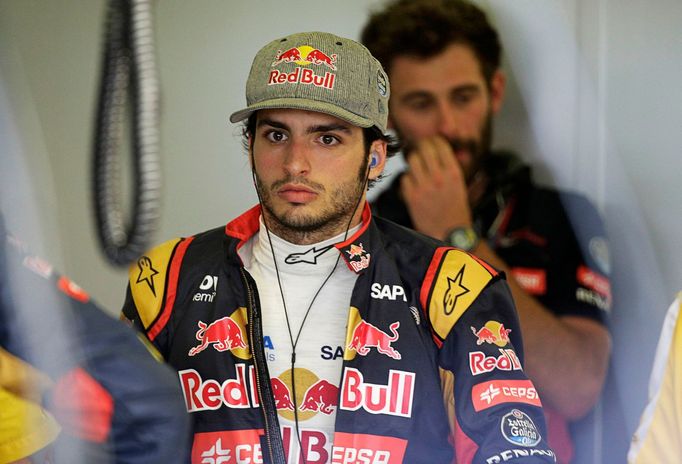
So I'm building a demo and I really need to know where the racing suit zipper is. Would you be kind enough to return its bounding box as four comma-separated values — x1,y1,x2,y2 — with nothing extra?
240,267,286,464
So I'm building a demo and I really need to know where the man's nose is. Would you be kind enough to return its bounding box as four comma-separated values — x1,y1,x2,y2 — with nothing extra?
436,102,460,139
282,140,311,176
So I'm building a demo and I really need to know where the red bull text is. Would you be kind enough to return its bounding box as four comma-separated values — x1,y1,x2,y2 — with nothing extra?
268,67,335,90
340,368,414,417
469,349,522,376
179,364,260,412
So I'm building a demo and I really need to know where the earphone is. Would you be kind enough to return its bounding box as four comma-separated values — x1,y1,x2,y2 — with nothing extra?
369,151,379,168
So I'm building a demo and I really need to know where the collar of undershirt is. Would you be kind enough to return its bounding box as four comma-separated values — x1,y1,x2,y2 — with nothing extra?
252,216,362,276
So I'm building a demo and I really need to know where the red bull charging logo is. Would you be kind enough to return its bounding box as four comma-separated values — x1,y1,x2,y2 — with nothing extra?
269,45,337,90
271,369,339,421
344,307,401,361
187,308,251,360
471,320,512,347
272,46,337,70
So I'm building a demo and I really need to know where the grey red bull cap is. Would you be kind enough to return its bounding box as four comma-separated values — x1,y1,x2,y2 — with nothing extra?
229,31,390,134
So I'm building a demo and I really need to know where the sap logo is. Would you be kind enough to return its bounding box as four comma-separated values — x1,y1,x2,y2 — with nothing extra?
370,283,407,302
194,275,218,303
321,345,344,360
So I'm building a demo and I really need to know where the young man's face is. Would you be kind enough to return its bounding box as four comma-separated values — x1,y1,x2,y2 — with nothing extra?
251,109,385,243
387,43,504,181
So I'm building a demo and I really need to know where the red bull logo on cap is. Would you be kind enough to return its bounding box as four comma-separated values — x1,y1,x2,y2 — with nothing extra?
188,308,251,360
269,45,337,90
272,46,337,70
471,320,512,347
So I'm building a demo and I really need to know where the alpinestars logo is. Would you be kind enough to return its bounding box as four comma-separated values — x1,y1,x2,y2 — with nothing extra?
136,256,159,296
194,275,218,302
285,245,334,264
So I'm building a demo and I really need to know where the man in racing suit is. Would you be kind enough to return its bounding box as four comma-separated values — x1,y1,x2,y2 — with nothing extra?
361,1,611,461
122,31,555,463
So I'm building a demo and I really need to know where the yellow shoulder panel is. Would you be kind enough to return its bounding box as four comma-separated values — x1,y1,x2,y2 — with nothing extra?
429,249,495,340
128,238,181,329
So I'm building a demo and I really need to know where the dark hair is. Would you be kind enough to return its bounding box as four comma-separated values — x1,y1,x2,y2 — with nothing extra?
241,113,400,189
361,0,502,86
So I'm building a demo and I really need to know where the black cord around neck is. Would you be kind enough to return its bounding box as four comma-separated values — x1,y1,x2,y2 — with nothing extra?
251,153,372,463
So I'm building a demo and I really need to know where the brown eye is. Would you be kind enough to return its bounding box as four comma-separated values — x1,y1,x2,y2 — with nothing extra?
320,134,340,146
265,130,287,142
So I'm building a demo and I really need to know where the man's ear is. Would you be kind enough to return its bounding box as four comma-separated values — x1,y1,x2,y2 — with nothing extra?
490,69,506,114
368,139,388,180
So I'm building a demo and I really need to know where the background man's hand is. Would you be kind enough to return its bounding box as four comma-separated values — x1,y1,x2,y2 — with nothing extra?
400,136,472,240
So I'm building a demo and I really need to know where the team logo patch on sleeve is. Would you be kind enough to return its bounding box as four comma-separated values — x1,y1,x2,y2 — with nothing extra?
427,249,496,340
129,238,181,329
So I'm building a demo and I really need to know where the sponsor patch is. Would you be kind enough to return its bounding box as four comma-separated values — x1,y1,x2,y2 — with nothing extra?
340,368,414,418
577,265,611,299
332,432,407,464
180,364,260,412
345,243,371,272
347,320,401,360
472,380,542,411
129,238,180,329
425,249,495,340
485,448,556,463
469,349,522,376
576,287,610,311
500,409,542,447
57,276,89,303
191,430,263,464
193,274,218,303
187,307,250,359
510,268,546,295
471,320,512,347
269,45,337,92
370,283,407,302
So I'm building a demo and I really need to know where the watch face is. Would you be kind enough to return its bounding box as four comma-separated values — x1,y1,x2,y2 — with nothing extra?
449,227,478,251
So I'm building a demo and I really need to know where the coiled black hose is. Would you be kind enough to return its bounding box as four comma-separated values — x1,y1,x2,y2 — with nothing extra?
92,0,160,266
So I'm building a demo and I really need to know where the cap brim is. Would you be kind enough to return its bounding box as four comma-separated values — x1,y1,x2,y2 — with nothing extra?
229,97,378,130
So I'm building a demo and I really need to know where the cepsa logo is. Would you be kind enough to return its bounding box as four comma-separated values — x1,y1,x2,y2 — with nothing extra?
187,307,251,360
192,430,408,464
269,45,337,90
472,379,542,412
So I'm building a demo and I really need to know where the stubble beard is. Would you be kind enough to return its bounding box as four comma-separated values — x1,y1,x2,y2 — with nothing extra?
397,108,494,185
254,158,369,244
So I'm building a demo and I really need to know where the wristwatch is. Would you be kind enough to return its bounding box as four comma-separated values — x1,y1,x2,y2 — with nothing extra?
447,226,479,252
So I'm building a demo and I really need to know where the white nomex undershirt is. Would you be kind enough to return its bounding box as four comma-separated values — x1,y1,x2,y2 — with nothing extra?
240,217,360,461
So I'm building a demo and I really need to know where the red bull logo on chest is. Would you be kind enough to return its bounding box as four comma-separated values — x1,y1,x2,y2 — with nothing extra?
271,369,339,421
269,45,337,90
187,308,251,360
